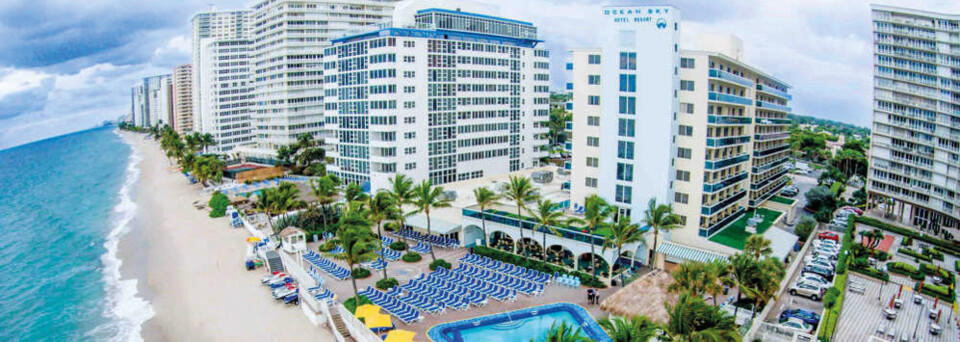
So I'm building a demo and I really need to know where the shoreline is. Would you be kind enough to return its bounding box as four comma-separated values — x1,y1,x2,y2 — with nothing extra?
117,131,328,341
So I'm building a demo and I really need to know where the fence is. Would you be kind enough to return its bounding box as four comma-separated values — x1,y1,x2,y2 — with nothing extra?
235,166,284,183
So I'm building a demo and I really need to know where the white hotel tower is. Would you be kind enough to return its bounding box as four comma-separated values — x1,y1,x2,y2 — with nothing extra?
323,0,550,191
868,5,960,231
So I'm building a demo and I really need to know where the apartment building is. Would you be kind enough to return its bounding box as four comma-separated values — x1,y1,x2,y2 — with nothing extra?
566,48,602,209
190,10,251,132
322,0,550,191
868,5,960,230
196,38,256,153
130,74,173,128
172,64,194,134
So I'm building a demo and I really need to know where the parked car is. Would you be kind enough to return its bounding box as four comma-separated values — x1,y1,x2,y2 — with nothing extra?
818,231,840,242
810,250,839,261
814,245,840,256
806,259,835,270
800,273,832,287
814,239,838,248
805,255,837,267
779,317,815,333
803,264,835,280
781,186,800,197
789,281,826,301
839,206,863,215
779,308,822,326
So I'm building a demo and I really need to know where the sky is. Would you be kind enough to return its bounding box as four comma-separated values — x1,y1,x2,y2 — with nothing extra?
1,0,959,150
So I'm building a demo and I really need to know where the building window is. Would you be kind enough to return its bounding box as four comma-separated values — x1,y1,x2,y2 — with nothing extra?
680,102,694,114
585,177,598,188
680,80,695,91
404,132,415,139
615,185,632,204
674,192,689,204
617,118,635,137
586,157,599,167
619,52,637,70
616,163,634,181
403,56,415,63
405,162,416,170
588,54,601,64
404,147,416,155
677,148,692,159
588,75,601,85
404,86,415,93
587,116,600,126
617,141,634,159
588,96,600,106
679,125,693,136
676,170,690,182
618,74,636,92
404,71,415,78
680,58,695,69
678,215,687,225
566,62,573,70
404,117,415,124
618,96,636,114
404,101,416,109
587,137,600,147
403,41,415,48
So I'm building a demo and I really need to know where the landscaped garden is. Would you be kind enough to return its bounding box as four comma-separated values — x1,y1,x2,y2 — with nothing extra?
708,208,783,250
770,196,797,205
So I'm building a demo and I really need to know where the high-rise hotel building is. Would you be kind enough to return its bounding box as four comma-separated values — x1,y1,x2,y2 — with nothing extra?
322,0,550,191
868,5,960,230
131,74,174,128
172,64,194,134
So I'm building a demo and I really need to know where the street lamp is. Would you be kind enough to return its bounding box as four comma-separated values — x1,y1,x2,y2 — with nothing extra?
913,300,925,339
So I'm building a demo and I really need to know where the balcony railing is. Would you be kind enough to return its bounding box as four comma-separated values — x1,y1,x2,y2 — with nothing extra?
699,206,745,237
709,69,754,87
754,132,791,141
753,144,790,158
755,117,792,125
708,92,754,106
752,156,790,173
707,135,752,148
749,177,789,207
756,100,792,113
751,168,789,190
462,208,607,247
702,189,747,216
705,153,750,170
756,84,793,100
703,171,748,193
708,115,752,125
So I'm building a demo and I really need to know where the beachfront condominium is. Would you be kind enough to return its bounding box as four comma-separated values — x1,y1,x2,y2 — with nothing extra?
130,74,174,128
172,64,194,134
236,0,400,163
322,0,550,191
868,5,960,230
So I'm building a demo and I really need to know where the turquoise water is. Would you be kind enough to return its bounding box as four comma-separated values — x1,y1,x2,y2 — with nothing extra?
457,310,581,342
0,127,152,341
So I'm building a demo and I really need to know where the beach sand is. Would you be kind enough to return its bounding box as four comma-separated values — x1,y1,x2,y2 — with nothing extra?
118,132,331,342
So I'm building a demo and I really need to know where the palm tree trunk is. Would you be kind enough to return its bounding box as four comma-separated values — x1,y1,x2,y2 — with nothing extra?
589,223,596,277
618,245,625,286
542,224,548,262
398,217,408,244
426,210,437,261
349,261,359,299
480,209,488,247
377,221,388,279
516,205,526,259
651,229,660,268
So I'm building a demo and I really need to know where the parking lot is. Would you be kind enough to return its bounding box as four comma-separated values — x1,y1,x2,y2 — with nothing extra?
833,274,957,342
763,223,834,335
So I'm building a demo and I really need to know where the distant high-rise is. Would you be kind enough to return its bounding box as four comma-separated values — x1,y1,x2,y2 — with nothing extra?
868,5,960,230
130,74,173,128
172,64,194,134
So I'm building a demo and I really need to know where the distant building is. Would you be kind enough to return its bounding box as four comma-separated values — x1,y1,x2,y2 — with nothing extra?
130,74,173,128
172,64,194,134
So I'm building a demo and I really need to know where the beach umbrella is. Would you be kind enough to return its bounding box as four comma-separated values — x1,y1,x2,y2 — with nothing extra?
354,304,381,319
365,313,393,331
247,237,261,243
383,329,415,342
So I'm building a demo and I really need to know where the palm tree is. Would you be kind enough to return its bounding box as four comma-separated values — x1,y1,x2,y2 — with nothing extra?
326,208,378,299
527,199,566,263
642,198,682,268
753,257,786,308
705,259,731,306
728,253,760,308
309,175,341,234
661,292,741,342
572,194,614,277
254,182,307,235
385,175,415,244
604,217,646,286
668,261,708,296
411,180,451,261
531,322,592,342
343,182,369,205
368,192,397,279
200,133,216,153
743,234,773,260
502,175,539,258
598,316,658,342
472,186,500,247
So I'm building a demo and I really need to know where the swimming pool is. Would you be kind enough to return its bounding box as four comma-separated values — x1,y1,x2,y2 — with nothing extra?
427,303,611,342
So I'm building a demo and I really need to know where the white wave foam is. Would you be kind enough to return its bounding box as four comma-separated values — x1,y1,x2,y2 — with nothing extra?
89,131,154,341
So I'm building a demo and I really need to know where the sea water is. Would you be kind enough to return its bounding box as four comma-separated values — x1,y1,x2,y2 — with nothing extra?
0,127,153,341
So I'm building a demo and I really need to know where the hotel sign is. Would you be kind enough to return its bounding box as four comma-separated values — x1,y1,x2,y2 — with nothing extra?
603,7,671,27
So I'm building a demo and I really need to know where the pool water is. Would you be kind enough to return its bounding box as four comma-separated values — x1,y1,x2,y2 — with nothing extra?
428,303,611,342
458,310,580,342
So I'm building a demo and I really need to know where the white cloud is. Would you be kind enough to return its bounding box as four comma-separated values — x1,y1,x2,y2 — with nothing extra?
0,68,53,100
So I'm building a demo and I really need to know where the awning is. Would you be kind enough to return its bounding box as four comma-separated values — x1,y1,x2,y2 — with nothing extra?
656,241,728,264
763,226,798,261
405,213,461,235
354,304,381,319
383,329,416,342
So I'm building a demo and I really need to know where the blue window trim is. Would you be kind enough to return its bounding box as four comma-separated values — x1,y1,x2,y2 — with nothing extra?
333,28,543,48
416,8,534,26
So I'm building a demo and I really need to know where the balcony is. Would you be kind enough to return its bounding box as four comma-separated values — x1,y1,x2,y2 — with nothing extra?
756,84,793,100
756,100,791,113
708,92,753,106
708,115,752,125
702,189,747,215
461,208,608,247
703,171,748,193
754,132,791,141
699,206,745,237
752,156,790,173
749,178,789,207
709,69,754,87
754,117,792,125
706,135,751,148
751,168,789,190
705,153,750,170
753,144,790,158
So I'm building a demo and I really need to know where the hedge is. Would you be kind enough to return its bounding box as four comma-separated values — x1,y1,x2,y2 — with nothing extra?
208,192,229,218
956,260,960,273
888,262,925,281
916,282,956,303
473,246,607,288
389,241,408,251
923,248,944,261
849,265,890,282
429,259,451,271
897,248,933,262
318,241,337,252
902,236,913,246
855,216,960,256
352,267,371,279
819,221,855,341
376,277,398,290
344,295,372,313
919,263,954,285
401,252,421,263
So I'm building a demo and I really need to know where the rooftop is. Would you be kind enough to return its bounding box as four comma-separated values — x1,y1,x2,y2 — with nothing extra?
707,208,784,250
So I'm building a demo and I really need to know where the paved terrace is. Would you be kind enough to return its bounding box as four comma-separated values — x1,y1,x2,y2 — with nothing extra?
833,274,956,342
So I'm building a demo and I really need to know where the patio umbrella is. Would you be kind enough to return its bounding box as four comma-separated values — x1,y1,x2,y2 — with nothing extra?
354,304,381,319
365,313,392,332
383,329,415,342
247,237,261,243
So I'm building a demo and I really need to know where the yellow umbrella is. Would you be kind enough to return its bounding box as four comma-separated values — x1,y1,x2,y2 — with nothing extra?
246,237,261,243
354,304,381,319
364,313,392,331
383,329,415,342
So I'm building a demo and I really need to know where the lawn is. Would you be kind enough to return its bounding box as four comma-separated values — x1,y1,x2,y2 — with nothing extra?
708,208,784,250
770,196,796,205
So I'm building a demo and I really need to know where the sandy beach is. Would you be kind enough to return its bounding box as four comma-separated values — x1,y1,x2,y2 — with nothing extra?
118,132,331,342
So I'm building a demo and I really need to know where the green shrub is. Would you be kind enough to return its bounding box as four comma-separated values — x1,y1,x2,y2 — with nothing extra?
916,282,955,303
851,257,868,269
924,248,944,261
376,277,399,290
318,240,337,252
352,267,371,279
856,216,960,257
888,262,925,280
849,265,889,282
429,259,451,271
402,252,421,263
344,295,372,313
208,192,230,218
903,236,913,246
824,287,842,309
898,248,933,262
956,260,960,273
389,241,408,251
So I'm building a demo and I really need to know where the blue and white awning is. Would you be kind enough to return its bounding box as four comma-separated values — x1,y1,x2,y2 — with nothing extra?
656,241,728,263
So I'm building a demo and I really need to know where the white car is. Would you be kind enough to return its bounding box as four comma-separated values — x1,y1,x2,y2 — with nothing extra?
789,281,826,301
805,255,836,267
806,259,834,270
814,239,838,248
780,317,814,333
800,273,832,287
814,246,840,256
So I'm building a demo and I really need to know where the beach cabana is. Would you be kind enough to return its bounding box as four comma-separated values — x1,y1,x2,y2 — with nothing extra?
599,270,676,324
279,227,307,253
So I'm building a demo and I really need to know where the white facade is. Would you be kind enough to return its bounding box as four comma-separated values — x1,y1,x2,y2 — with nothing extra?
323,1,549,191
868,5,960,230
566,48,602,209
197,38,256,153
131,74,173,128
190,10,251,136
172,64,194,134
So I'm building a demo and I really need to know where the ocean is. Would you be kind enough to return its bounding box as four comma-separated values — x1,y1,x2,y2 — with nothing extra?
0,127,153,341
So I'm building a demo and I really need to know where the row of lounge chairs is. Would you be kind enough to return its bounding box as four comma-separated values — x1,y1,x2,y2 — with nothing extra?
378,248,402,261
459,253,552,284
303,251,350,280
329,245,346,255
554,273,581,288
365,258,388,271
398,273,487,311
307,286,335,303
394,229,459,248
358,286,424,324
435,266,520,301
381,236,395,246
454,264,545,296
411,242,431,254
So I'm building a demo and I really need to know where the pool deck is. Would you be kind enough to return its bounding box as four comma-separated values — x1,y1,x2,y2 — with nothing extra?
426,302,613,342
311,244,617,340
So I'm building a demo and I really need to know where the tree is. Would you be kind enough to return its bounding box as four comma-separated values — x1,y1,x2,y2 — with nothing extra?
604,217,646,286
368,192,397,279
254,182,307,235
343,182,369,205
859,228,884,250
411,180,452,261
598,316,658,342
310,175,341,233
805,185,837,220
527,199,566,263
661,292,741,342
385,175,415,244
570,194,614,277
795,218,816,242
326,208,379,299
705,259,732,306
547,108,573,147
642,198,682,268
743,235,773,260
502,175,539,258
668,261,708,296
472,186,500,247
200,133,216,153
531,322,592,342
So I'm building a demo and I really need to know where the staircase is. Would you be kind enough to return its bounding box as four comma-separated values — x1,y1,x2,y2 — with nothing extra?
329,308,351,338
265,250,284,273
